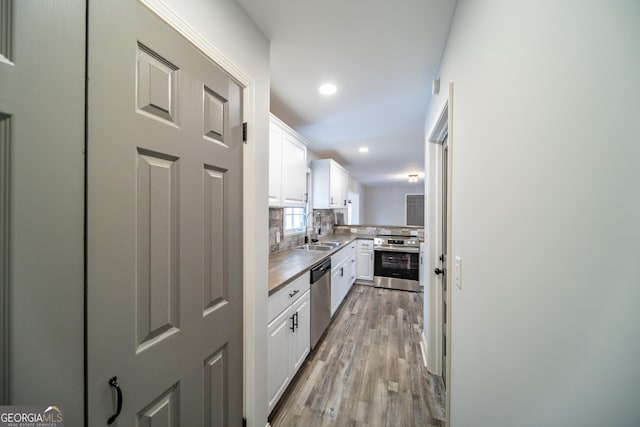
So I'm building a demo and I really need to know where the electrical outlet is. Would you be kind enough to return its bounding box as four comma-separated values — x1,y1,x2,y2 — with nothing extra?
350,228,357,233
454,256,462,289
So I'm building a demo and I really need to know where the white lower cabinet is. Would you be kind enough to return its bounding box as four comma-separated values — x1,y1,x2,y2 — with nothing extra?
330,264,343,317
330,242,357,316
267,273,310,414
267,307,293,412
356,239,374,281
291,292,311,372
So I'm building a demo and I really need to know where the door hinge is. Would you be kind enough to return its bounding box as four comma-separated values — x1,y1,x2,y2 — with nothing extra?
242,122,248,143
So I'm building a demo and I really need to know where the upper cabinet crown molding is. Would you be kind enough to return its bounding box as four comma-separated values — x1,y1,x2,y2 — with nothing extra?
269,114,308,208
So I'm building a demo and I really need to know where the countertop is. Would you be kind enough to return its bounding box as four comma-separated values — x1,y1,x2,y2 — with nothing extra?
268,234,374,295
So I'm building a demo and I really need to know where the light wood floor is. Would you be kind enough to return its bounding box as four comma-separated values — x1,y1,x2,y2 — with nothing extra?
269,284,446,427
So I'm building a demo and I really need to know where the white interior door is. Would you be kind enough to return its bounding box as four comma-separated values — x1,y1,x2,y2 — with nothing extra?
87,1,244,425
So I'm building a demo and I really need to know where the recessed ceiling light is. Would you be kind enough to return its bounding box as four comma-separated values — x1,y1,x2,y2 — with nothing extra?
318,83,337,96
358,147,369,153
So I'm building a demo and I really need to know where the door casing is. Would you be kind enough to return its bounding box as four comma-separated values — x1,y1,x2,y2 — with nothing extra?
426,82,453,425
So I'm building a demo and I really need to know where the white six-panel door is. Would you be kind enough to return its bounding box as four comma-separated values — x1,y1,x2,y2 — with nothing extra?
87,1,244,425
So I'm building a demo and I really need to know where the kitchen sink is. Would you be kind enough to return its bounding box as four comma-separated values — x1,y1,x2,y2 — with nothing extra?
321,241,342,247
295,244,333,251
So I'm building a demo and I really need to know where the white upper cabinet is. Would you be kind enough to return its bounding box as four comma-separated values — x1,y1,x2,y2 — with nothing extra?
281,132,307,206
269,114,308,207
268,121,283,205
312,159,349,209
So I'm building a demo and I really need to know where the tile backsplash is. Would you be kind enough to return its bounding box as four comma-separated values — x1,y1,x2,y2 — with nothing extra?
333,224,425,241
269,208,341,253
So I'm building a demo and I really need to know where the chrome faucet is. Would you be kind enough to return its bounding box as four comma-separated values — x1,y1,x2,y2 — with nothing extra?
304,211,319,243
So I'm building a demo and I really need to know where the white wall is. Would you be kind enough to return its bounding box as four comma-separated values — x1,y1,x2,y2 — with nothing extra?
364,184,424,225
426,1,640,426
156,1,270,425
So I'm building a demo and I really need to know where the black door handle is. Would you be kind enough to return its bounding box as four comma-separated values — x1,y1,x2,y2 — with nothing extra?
290,314,296,332
293,312,299,330
434,268,445,275
107,376,123,425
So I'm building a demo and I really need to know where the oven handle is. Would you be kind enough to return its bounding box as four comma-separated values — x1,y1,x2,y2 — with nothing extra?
374,246,420,253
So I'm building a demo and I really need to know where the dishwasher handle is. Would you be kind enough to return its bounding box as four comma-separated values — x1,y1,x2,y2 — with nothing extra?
310,258,332,283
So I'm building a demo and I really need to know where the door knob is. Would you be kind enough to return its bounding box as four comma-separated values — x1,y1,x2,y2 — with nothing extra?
434,268,445,275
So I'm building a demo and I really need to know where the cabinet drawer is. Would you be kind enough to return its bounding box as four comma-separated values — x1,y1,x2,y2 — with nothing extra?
331,242,355,266
269,271,310,322
357,238,374,250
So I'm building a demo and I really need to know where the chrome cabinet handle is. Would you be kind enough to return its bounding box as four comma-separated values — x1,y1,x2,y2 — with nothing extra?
107,376,123,425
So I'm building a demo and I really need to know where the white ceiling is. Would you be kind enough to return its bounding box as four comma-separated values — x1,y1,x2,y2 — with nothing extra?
236,0,458,186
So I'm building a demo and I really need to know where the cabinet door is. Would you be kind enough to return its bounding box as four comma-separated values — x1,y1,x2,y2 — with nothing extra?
329,162,342,207
330,266,343,316
267,307,293,412
291,290,310,372
357,249,373,280
348,256,357,286
268,123,283,206
282,133,307,206
340,168,349,207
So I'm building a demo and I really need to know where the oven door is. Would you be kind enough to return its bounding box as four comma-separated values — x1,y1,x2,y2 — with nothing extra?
374,248,419,281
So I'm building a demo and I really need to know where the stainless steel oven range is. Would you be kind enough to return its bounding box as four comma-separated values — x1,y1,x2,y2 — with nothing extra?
373,234,420,292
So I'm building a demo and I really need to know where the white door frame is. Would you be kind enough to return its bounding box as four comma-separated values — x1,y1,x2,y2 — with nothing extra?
136,0,258,422
426,82,453,424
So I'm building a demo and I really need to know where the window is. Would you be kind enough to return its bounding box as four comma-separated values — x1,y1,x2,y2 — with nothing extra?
284,207,306,235
406,194,424,226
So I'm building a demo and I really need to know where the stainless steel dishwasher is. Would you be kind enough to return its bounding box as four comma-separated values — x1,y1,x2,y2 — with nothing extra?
310,258,332,349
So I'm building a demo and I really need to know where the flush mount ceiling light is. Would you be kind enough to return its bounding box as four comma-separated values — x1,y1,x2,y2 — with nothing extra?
358,146,369,153
318,83,337,96
408,174,419,183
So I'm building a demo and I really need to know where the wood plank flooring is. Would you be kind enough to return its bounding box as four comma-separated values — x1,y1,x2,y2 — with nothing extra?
269,285,446,427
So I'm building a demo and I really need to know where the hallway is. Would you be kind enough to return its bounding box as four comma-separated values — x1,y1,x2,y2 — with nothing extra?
269,285,445,426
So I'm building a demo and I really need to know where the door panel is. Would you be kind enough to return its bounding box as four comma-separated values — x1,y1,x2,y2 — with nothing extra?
204,346,228,427
136,150,180,349
87,2,243,425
